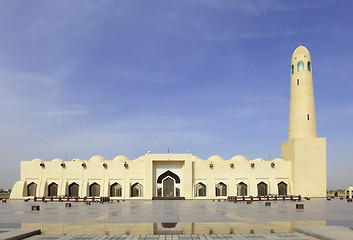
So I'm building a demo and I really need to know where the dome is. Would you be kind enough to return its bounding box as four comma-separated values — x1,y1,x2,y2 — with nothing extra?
292,44,310,58
31,158,43,163
72,158,83,163
51,158,64,163
89,155,106,162
113,155,129,162
208,155,224,161
272,158,283,162
230,155,248,162
135,155,146,161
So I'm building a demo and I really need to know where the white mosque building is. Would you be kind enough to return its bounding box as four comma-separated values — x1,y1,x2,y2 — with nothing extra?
10,44,326,200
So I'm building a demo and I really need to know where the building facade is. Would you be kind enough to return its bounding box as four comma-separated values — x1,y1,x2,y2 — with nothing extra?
10,44,326,199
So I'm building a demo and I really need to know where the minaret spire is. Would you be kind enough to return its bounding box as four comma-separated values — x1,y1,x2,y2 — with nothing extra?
288,44,317,140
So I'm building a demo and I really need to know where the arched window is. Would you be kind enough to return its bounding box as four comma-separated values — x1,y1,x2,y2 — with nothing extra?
215,182,227,196
237,182,247,196
307,61,311,71
48,182,58,196
291,65,294,74
277,182,288,195
27,182,37,196
257,182,268,196
297,61,304,72
110,183,122,197
89,183,100,197
131,183,143,197
68,183,79,197
195,182,206,197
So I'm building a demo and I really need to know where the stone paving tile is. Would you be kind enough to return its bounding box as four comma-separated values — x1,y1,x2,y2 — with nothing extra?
23,233,318,240
0,228,41,239
295,225,353,240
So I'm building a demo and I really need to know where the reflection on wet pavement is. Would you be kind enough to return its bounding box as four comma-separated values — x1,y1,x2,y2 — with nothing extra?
22,221,326,235
0,198,351,235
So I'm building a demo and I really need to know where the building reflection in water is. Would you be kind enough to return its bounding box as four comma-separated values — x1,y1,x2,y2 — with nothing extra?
153,223,183,235
22,221,326,235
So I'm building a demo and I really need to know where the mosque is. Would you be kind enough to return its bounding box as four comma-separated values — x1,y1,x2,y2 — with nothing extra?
10,44,326,199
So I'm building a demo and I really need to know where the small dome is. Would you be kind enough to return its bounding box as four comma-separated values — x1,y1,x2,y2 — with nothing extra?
230,155,248,162
51,158,64,163
73,158,83,163
292,44,310,58
208,155,224,161
89,155,106,162
31,158,44,163
272,158,283,162
135,156,146,161
113,155,129,162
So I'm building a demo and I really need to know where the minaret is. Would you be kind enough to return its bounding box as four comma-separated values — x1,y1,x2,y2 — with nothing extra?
288,43,317,139
281,44,326,198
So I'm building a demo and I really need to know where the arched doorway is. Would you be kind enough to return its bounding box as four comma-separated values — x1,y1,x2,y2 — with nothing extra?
215,182,227,196
48,182,58,196
110,183,122,197
277,181,287,195
131,183,143,197
195,182,206,197
163,177,174,197
257,182,268,196
156,169,181,198
237,182,247,196
27,182,37,196
68,183,79,197
89,183,100,197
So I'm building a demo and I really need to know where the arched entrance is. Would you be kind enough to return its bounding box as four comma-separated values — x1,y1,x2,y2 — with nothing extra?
215,182,227,196
277,181,287,195
257,182,268,196
48,182,58,196
89,183,100,197
237,182,247,196
163,177,175,197
195,182,206,197
27,182,37,196
131,183,143,197
110,183,122,197
68,183,79,197
156,169,181,198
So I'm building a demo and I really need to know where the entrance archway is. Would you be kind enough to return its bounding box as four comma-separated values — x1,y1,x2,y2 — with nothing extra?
48,182,58,196
155,166,182,198
163,177,175,197
277,181,287,196
27,182,37,196
68,183,79,197
257,182,268,196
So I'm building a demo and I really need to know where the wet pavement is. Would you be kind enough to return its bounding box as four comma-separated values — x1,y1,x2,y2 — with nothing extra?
0,198,353,236
24,232,318,240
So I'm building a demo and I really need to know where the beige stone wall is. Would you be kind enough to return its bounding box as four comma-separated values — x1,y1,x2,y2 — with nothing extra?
10,154,291,199
281,138,326,197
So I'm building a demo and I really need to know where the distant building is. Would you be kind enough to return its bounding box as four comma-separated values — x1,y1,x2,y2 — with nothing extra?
346,187,353,198
10,45,326,199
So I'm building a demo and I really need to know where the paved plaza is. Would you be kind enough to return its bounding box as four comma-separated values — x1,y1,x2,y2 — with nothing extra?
1,198,353,239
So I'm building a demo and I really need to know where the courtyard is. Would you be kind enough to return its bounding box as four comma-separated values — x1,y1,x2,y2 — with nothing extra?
0,198,352,236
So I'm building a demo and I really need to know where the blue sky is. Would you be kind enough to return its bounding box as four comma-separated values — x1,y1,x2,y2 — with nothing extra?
0,0,352,189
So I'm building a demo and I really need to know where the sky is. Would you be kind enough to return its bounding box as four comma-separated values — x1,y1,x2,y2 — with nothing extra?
0,0,352,190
